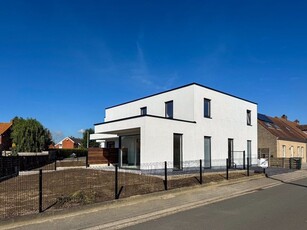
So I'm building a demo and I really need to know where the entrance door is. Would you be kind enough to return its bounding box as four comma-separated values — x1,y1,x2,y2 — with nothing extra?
228,139,234,167
173,134,182,170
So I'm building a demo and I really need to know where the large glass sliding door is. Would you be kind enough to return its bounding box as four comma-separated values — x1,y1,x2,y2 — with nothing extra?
173,134,182,170
120,135,140,169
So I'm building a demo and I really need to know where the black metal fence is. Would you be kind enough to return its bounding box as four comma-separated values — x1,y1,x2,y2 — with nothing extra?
0,154,89,181
0,158,258,220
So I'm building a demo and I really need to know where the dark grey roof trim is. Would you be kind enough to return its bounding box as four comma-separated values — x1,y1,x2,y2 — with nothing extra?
94,114,196,126
106,82,257,109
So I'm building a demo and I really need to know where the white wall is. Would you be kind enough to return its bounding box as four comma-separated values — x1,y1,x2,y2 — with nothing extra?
94,83,258,168
105,85,195,122
193,85,258,164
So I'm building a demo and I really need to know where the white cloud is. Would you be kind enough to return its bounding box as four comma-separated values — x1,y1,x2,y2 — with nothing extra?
78,129,85,134
51,130,64,144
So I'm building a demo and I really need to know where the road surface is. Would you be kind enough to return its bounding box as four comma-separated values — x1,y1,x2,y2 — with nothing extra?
124,177,307,230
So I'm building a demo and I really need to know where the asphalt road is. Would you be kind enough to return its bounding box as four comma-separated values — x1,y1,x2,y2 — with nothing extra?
124,177,307,230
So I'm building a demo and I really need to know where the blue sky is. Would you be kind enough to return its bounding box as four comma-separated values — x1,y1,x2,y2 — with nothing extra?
1,0,306,143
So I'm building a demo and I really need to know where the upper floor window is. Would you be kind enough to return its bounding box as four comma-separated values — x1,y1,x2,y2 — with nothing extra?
140,107,147,116
204,98,211,118
247,110,251,125
165,101,173,118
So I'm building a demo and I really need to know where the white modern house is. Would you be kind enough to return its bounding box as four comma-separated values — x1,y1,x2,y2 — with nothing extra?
91,83,258,170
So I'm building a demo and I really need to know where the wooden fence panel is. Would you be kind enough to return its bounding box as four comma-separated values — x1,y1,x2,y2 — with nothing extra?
88,148,119,165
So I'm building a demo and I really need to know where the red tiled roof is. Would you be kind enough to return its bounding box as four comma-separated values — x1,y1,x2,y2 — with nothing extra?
258,115,307,143
298,125,307,131
0,122,12,135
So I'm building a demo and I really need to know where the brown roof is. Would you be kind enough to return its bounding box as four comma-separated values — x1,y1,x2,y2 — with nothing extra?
258,114,307,143
298,125,307,131
0,122,12,135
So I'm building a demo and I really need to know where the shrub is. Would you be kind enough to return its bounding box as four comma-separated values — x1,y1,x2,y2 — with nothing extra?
50,149,88,160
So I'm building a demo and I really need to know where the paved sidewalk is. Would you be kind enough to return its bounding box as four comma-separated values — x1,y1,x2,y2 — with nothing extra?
2,170,307,230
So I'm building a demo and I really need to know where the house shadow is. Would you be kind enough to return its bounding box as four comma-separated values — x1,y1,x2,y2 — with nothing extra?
267,176,307,189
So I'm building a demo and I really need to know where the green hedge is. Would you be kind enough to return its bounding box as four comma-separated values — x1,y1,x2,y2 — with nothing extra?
50,149,88,159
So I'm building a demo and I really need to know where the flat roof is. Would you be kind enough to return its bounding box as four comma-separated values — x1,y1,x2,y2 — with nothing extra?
106,82,258,110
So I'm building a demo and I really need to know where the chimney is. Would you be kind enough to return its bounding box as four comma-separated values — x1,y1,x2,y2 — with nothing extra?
294,119,300,124
281,114,287,120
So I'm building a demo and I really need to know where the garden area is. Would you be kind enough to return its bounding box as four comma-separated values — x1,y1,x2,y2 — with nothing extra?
0,167,252,220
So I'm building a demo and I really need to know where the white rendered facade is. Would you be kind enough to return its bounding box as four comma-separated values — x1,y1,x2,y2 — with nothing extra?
92,83,258,169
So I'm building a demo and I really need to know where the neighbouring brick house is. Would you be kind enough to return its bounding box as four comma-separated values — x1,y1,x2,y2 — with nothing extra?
298,125,307,135
55,137,82,149
0,122,13,152
258,114,307,163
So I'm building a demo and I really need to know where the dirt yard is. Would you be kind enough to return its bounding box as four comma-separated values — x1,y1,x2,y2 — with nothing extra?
0,168,252,220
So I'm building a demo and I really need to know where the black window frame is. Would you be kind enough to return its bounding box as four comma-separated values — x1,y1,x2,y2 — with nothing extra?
204,98,211,118
165,100,173,118
140,107,147,116
247,110,252,126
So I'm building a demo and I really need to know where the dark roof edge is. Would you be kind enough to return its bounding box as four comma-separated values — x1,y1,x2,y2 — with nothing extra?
105,82,258,110
94,114,197,126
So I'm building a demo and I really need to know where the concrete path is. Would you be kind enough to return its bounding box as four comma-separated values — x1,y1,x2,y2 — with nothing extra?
2,170,307,230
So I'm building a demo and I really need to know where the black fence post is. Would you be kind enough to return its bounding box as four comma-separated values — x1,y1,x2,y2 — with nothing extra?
86,152,89,168
200,159,203,185
226,158,229,180
164,161,168,190
54,159,57,171
115,164,118,199
247,157,250,176
289,158,292,169
39,169,43,213
243,151,246,170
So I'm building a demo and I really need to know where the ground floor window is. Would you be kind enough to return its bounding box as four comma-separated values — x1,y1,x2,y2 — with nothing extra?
247,140,252,166
120,135,140,169
173,134,183,170
204,136,211,168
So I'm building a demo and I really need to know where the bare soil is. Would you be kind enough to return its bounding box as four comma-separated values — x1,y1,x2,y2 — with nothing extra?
0,168,252,220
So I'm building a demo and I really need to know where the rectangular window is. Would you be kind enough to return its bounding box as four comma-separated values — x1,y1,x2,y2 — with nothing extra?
173,134,182,170
165,101,173,118
228,139,234,168
140,107,147,116
298,146,300,157
282,145,286,158
247,110,251,125
302,147,304,159
247,140,252,166
204,98,211,118
204,137,211,168
290,146,294,157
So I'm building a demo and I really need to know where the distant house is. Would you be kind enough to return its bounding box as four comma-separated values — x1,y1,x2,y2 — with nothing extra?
258,114,307,163
55,137,82,149
0,121,13,152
